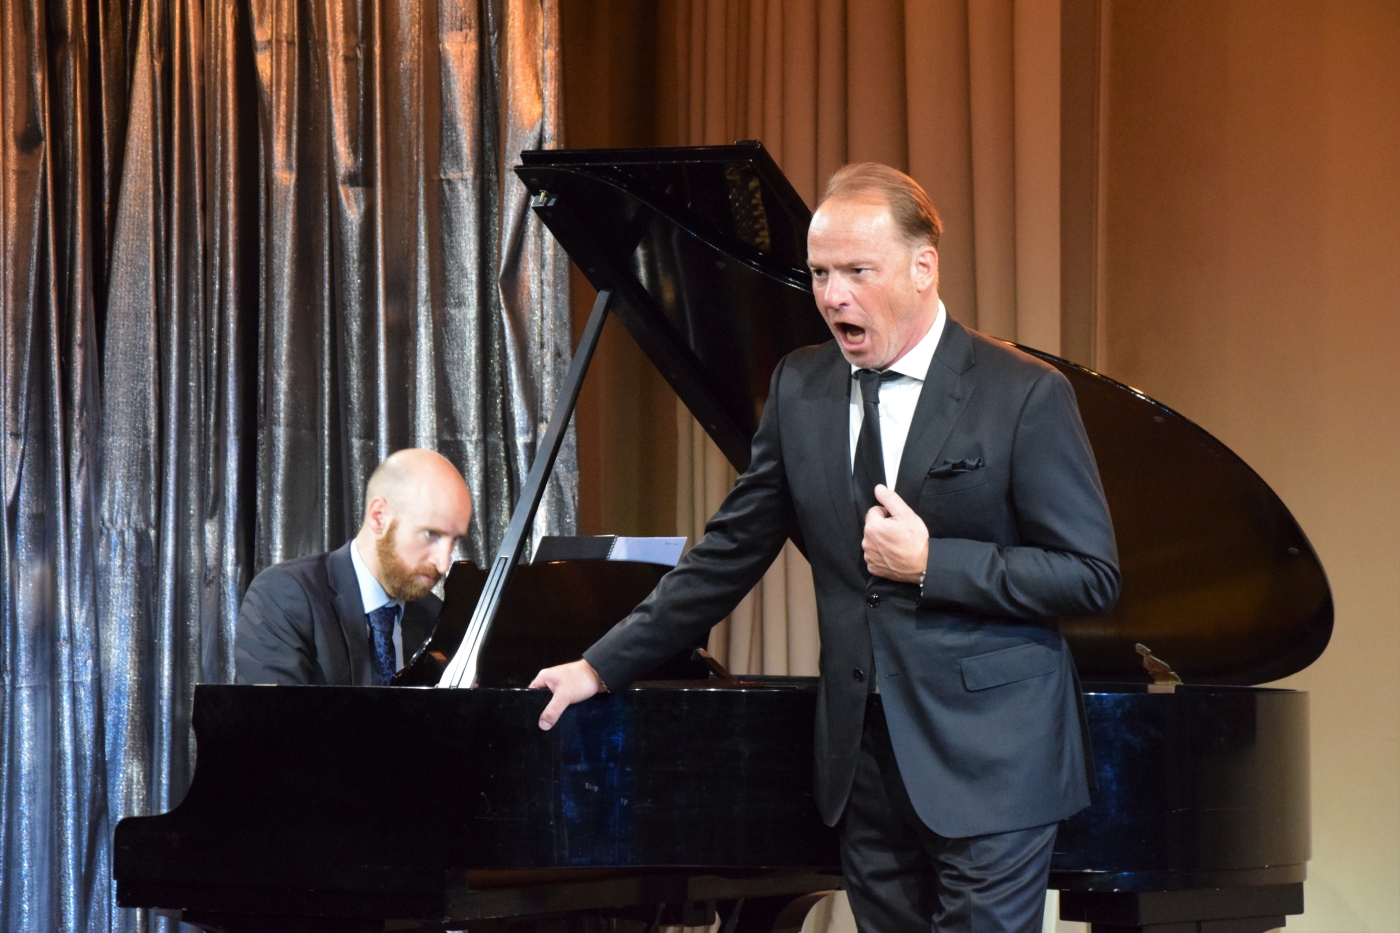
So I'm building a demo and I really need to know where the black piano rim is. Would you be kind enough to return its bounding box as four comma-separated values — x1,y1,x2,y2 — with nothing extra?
1078,681,1298,695
372,675,1288,689
385,676,825,692
386,680,1297,694
1049,863,1306,892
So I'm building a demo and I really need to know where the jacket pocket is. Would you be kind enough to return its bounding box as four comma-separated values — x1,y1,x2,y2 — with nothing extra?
919,469,989,497
959,642,1058,691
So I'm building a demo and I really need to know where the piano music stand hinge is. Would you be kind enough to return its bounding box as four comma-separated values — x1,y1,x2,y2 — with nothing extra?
1136,643,1183,693
692,648,737,685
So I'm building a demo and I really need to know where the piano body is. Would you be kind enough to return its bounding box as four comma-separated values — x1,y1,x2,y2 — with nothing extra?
114,144,1332,933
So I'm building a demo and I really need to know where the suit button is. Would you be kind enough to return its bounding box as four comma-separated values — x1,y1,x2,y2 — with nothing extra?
866,593,880,608
853,668,865,683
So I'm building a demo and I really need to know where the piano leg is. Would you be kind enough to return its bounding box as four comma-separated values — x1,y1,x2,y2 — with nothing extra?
1058,883,1301,932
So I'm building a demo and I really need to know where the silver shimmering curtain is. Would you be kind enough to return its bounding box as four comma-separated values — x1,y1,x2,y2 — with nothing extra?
0,0,570,928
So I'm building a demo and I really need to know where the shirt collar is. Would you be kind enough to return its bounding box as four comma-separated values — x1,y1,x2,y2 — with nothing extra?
850,300,948,381
349,538,399,615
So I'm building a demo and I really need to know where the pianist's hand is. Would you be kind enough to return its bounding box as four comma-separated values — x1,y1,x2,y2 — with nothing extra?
862,484,930,584
530,659,608,730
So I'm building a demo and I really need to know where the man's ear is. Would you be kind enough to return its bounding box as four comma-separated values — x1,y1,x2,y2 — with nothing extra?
364,496,392,535
912,245,939,292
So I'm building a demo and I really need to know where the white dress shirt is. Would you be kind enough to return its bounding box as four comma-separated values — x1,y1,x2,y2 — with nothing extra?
849,301,948,486
350,539,404,669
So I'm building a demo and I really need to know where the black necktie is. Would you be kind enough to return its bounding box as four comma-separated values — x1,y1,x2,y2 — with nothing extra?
367,604,399,686
853,369,897,516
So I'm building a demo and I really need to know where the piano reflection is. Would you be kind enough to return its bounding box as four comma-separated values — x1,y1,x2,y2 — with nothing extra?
115,143,1331,933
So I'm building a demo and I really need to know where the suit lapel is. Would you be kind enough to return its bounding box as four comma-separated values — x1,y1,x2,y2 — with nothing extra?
816,346,866,565
327,541,373,685
894,319,977,501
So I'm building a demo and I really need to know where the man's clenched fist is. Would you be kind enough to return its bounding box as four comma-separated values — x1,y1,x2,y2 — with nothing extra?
862,484,930,584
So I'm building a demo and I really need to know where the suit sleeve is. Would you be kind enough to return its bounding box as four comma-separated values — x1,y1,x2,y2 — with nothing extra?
234,568,319,685
919,368,1121,618
584,359,794,690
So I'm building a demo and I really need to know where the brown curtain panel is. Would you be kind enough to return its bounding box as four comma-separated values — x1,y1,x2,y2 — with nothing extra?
0,0,568,929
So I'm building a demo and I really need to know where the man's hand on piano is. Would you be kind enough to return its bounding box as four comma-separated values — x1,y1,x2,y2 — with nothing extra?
529,659,608,730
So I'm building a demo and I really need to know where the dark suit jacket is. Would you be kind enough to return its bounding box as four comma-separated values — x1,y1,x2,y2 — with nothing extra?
585,319,1120,837
235,541,440,685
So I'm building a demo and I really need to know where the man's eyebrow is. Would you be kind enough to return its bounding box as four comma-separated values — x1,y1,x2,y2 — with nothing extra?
809,252,880,268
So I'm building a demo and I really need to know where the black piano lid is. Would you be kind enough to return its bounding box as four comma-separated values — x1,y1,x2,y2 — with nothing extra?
518,143,831,471
516,143,1332,687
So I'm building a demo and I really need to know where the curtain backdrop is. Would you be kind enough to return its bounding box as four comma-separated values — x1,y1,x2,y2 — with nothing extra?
0,0,569,929
668,0,1063,678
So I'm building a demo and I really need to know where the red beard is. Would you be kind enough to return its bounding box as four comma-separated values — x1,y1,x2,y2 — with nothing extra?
376,521,442,602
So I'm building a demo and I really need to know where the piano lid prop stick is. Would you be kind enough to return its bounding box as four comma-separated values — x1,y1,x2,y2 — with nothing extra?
438,284,615,688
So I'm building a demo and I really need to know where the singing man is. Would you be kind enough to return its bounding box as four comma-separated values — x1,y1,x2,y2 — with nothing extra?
530,163,1120,933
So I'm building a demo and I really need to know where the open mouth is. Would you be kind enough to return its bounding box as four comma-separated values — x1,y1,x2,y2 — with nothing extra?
837,322,867,344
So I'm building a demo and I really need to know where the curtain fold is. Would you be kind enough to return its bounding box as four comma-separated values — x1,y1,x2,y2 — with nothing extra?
2,0,112,925
0,0,569,929
249,0,570,567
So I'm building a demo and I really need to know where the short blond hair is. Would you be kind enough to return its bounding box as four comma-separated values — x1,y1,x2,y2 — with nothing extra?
817,163,942,251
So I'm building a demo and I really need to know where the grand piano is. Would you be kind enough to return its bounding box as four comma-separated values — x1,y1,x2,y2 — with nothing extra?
114,144,1332,933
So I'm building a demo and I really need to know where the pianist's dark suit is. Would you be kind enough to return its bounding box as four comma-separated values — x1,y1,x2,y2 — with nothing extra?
235,541,439,685
585,319,1119,928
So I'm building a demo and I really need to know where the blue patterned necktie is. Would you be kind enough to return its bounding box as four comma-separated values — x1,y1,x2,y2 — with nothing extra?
367,604,400,686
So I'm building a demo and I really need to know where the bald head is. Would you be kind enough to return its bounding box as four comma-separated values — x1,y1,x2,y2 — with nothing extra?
364,448,470,518
355,449,473,601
